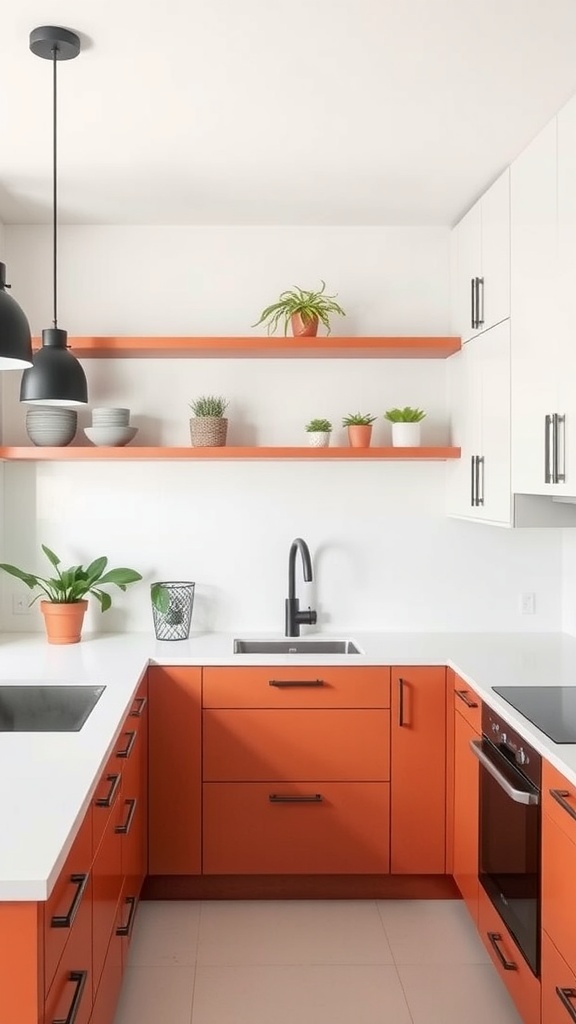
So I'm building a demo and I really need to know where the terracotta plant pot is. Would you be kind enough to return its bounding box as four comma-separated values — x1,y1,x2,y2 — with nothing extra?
347,424,373,448
290,313,319,337
40,600,88,645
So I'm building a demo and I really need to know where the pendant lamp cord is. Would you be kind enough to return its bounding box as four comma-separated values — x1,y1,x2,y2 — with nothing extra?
52,44,58,328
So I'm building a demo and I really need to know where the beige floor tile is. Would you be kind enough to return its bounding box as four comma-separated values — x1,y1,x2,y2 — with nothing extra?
397,963,524,1024
196,899,394,965
191,964,413,1024
113,965,195,1024
127,900,201,966
377,899,490,965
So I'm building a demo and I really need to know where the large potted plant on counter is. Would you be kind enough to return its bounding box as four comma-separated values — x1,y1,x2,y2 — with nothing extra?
252,280,346,337
0,545,142,644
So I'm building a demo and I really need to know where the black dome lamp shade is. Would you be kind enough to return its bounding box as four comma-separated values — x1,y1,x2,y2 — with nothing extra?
20,26,88,406
0,262,33,369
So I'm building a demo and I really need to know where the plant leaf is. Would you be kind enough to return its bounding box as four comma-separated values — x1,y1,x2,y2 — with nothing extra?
98,568,143,587
41,545,61,569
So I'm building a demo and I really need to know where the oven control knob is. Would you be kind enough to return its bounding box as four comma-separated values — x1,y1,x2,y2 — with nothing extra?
491,723,500,734
500,732,507,745
516,749,528,766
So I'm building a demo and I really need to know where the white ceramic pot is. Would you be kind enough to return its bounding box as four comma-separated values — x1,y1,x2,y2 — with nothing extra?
391,422,421,447
307,431,331,448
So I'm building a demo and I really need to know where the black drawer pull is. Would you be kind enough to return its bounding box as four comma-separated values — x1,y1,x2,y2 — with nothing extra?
95,772,121,809
116,895,138,938
455,689,479,709
51,873,89,929
487,932,517,971
557,988,576,1021
550,788,576,822
268,679,325,688
269,793,323,803
116,730,137,758
115,798,137,835
398,677,405,726
130,696,147,717
52,970,88,1024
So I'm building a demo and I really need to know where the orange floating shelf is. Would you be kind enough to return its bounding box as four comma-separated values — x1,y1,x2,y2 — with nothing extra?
31,336,461,359
0,446,461,461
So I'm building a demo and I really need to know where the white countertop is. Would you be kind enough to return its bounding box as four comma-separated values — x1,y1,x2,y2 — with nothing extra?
2,628,576,901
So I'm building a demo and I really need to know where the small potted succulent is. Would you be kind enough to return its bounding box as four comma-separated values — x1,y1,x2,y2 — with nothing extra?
305,417,332,448
384,406,426,447
0,545,142,644
252,280,346,337
342,412,376,448
189,395,229,447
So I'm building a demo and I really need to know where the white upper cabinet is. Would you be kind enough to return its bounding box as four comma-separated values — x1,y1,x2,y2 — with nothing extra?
446,320,511,526
451,169,510,343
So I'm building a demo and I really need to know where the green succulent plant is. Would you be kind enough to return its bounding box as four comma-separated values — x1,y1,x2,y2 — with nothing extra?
342,412,376,426
252,280,346,336
0,545,142,611
305,418,332,432
384,406,426,422
189,395,229,418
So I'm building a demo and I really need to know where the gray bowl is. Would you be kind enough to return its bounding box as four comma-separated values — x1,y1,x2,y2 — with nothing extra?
26,409,78,447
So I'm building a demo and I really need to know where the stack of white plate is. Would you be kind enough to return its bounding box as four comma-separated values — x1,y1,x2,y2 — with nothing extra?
26,408,78,447
84,407,138,446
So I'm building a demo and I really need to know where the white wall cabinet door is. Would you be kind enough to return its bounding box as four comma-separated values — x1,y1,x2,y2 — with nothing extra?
510,118,560,496
446,343,479,518
452,204,482,343
556,93,576,494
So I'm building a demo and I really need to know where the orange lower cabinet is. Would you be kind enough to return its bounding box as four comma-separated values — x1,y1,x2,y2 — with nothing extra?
203,781,390,874
0,903,43,1024
92,784,123,1000
478,886,540,1024
453,709,480,924
390,667,446,873
542,810,576,972
44,809,93,998
89,893,124,1024
44,891,92,1024
542,930,576,1024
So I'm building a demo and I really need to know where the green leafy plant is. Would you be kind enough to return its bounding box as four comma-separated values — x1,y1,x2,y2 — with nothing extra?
305,418,332,432
189,395,229,418
0,545,142,612
342,412,376,426
150,583,173,614
252,280,346,336
384,406,426,422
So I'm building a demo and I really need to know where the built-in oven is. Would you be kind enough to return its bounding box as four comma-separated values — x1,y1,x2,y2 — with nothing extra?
470,705,541,976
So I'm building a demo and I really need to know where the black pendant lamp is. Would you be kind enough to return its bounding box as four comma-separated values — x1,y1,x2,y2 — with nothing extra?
20,26,88,406
0,263,33,369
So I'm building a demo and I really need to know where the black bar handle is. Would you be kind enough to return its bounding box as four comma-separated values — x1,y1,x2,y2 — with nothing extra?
487,932,517,971
116,895,138,938
115,797,137,835
398,677,405,727
556,988,576,1022
471,455,476,506
52,970,88,1024
51,873,89,929
130,696,147,717
268,679,325,688
455,689,479,709
95,772,121,809
269,793,323,803
556,414,566,483
477,276,485,327
550,788,576,822
477,455,485,506
545,414,552,484
116,730,137,759
471,277,476,329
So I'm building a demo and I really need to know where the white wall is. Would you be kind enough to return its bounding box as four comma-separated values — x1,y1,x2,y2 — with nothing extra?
0,224,564,635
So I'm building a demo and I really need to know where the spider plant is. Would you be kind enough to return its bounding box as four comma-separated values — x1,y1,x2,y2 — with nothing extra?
252,281,346,336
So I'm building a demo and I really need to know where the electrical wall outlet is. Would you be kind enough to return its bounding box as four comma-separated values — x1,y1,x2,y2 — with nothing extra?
520,592,536,615
12,594,31,615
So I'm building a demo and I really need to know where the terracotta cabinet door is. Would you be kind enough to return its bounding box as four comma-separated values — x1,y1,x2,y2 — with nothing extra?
148,666,202,875
542,930,576,1024
390,667,446,873
453,709,479,923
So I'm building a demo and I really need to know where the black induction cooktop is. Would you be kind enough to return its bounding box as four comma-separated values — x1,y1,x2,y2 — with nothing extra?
492,686,576,744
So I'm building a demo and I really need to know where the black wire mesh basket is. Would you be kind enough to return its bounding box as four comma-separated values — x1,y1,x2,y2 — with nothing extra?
151,581,195,641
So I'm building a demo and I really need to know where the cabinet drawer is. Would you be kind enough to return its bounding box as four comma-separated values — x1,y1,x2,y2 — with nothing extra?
203,709,390,781
543,809,576,970
88,892,124,1024
92,754,122,855
203,666,390,709
45,888,92,1024
203,781,390,874
453,673,482,732
544,760,576,845
45,809,92,997
92,789,123,1000
477,886,540,1024
542,930,576,1024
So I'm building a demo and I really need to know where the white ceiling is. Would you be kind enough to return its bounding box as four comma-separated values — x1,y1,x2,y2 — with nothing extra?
2,0,576,227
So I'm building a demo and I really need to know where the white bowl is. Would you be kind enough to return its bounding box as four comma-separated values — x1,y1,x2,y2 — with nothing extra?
26,409,77,447
84,426,138,447
91,407,130,425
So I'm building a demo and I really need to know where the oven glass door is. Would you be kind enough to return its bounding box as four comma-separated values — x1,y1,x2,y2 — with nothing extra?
476,737,540,976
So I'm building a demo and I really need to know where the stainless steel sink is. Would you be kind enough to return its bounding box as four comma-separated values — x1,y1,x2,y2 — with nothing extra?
233,638,362,655
0,684,105,732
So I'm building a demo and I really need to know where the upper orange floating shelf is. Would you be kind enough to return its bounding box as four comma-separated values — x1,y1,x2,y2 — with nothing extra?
31,336,461,359
0,446,461,462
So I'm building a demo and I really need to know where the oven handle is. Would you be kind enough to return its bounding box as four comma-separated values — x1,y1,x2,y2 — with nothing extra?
469,740,539,805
